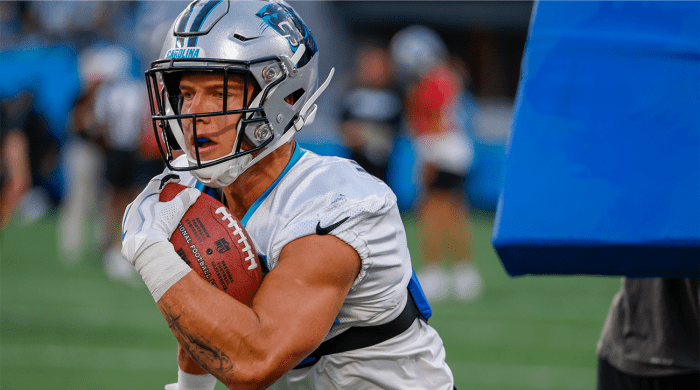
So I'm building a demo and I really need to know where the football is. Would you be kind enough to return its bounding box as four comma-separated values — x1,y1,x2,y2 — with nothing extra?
159,183,262,305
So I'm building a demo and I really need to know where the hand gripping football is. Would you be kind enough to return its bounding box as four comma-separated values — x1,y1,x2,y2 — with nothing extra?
159,183,262,305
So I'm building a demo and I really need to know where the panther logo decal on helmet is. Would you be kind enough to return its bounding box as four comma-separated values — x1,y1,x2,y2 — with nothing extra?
256,3,318,65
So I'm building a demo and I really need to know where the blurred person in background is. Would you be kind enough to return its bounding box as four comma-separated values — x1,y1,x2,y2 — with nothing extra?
1,2,82,226
58,50,108,262
597,278,700,389
0,136,30,227
339,42,403,183
0,94,35,227
92,48,163,286
391,25,482,302
59,44,162,285
0,92,59,227
0,119,31,228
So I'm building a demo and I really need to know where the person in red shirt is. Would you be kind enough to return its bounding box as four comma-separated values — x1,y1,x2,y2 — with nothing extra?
393,25,483,302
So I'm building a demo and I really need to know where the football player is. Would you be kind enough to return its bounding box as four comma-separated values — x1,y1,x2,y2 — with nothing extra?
391,25,482,302
121,1,454,389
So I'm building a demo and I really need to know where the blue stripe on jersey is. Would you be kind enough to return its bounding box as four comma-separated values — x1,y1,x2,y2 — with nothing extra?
188,0,223,47
408,269,432,320
195,181,220,202
297,356,317,366
258,254,270,276
241,145,306,227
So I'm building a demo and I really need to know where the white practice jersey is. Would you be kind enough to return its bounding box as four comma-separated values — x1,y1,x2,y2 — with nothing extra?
173,147,454,389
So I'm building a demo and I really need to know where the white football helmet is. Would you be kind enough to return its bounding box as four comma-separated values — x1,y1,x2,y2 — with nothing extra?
389,25,448,82
146,0,333,187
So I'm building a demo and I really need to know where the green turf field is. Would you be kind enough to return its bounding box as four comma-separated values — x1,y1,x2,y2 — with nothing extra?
1,210,621,390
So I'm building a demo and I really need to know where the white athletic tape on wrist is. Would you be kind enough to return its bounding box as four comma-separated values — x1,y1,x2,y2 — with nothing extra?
177,367,217,390
135,241,192,302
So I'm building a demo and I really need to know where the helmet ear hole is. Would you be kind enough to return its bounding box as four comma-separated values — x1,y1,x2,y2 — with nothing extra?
284,88,305,105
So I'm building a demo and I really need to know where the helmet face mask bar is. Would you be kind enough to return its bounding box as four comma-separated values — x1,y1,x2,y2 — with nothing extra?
145,0,333,188
146,57,281,172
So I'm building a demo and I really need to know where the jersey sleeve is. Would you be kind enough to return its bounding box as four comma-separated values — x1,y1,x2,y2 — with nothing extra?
267,159,400,290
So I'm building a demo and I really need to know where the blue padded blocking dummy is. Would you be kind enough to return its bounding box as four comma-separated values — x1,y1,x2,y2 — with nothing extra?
492,1,700,277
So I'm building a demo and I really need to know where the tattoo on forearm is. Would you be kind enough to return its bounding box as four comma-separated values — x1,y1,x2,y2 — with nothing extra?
165,313,182,329
164,310,234,374
185,334,234,373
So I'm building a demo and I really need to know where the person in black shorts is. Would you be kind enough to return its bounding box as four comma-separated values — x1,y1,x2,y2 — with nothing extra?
391,25,483,302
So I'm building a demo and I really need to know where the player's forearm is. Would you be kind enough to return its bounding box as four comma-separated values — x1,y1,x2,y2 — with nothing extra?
157,272,286,389
179,343,209,375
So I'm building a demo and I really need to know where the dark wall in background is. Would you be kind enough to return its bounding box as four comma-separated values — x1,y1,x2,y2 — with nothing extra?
332,1,533,99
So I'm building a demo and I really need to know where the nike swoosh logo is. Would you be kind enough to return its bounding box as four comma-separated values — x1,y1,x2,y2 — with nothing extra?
316,217,350,236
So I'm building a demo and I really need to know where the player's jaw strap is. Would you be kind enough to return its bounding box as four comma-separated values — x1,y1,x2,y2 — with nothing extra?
293,289,426,369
